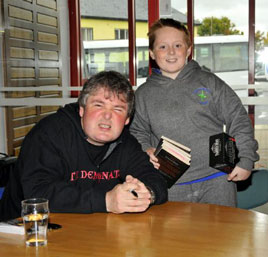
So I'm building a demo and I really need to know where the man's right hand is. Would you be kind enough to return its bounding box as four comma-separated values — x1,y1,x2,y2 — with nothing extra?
146,147,160,169
106,175,152,214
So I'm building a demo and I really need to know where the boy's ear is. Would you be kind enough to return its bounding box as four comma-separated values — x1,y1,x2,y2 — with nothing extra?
149,49,155,60
186,46,192,59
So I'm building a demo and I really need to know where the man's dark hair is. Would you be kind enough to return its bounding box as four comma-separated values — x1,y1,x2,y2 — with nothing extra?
78,71,135,117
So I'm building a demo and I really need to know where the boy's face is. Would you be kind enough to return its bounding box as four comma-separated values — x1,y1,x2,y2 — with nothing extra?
149,26,191,80
79,87,130,146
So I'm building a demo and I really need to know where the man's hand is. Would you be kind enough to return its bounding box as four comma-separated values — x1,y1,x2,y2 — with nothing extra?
106,175,152,214
146,147,160,169
227,166,251,181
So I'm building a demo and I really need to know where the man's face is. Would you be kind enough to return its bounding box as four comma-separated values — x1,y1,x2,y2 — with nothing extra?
79,87,130,146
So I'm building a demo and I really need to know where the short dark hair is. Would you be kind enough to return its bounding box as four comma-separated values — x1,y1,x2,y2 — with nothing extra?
78,71,135,117
148,18,192,50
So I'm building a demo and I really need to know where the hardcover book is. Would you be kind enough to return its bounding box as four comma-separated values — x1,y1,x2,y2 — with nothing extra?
209,132,239,173
154,136,191,188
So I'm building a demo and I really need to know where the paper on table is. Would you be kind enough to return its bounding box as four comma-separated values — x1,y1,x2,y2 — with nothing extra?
0,221,24,235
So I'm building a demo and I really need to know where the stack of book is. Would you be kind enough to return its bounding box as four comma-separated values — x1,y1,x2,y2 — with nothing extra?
154,136,191,188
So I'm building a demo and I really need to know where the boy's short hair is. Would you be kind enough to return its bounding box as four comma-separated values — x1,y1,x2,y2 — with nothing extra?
78,71,135,118
148,18,192,50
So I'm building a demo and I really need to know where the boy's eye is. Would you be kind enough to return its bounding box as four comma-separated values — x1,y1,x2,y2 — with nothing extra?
175,44,181,48
159,45,166,49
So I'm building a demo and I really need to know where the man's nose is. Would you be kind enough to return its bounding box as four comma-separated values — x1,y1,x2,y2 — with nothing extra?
103,109,112,119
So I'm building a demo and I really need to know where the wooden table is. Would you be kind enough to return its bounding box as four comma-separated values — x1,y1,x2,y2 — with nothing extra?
1,202,268,257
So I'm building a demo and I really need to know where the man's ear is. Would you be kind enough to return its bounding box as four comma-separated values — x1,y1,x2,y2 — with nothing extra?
79,106,84,118
149,49,155,60
125,117,130,125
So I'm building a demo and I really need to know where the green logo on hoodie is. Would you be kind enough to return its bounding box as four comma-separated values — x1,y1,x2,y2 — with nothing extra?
193,88,211,105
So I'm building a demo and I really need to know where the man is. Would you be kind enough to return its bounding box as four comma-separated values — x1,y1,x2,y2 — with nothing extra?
0,71,167,221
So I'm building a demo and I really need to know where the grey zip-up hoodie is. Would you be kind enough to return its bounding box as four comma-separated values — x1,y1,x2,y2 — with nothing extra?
130,60,259,183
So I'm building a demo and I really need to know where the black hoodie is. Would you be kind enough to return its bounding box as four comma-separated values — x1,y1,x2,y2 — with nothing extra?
0,103,167,220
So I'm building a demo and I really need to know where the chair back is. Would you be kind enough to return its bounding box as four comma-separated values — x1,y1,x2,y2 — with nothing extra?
237,169,268,209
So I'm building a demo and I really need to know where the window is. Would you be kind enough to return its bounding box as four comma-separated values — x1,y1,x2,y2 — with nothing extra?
193,35,249,85
82,28,93,41
115,29,128,39
83,38,148,82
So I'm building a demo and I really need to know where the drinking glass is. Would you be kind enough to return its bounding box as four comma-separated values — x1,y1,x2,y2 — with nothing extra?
21,198,49,246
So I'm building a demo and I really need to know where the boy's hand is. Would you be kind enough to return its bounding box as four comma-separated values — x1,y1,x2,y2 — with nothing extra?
228,166,251,181
146,147,160,169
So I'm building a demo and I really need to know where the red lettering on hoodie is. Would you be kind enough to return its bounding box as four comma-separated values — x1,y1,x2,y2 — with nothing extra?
70,171,79,181
81,170,88,179
70,169,121,182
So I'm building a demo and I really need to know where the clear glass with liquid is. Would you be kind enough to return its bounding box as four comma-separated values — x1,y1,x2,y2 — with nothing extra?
21,198,49,246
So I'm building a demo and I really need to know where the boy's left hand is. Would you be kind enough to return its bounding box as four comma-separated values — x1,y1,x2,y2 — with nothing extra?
227,166,251,181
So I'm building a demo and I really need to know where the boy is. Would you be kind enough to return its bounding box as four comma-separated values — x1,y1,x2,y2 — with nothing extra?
130,18,259,206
